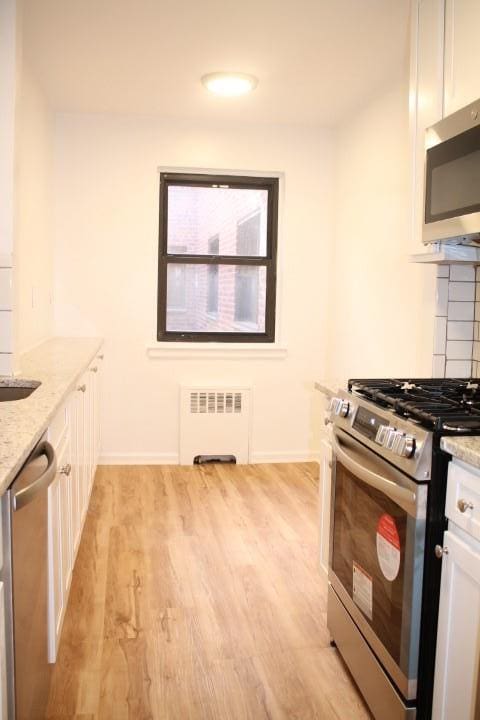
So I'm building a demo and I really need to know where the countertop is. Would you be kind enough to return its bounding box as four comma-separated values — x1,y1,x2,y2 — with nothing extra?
314,379,346,399
441,436,480,470
0,337,103,494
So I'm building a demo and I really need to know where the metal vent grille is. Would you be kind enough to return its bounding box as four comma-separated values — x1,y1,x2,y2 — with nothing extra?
189,391,243,414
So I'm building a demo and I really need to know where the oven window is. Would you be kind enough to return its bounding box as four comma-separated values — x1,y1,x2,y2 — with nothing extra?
425,123,480,223
332,459,418,671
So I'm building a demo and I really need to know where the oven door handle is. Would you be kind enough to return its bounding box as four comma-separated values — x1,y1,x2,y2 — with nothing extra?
331,431,417,511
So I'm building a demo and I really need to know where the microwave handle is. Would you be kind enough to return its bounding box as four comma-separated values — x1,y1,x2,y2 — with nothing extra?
331,431,417,511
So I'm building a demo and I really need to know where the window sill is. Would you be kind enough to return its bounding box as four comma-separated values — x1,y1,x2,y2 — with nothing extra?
146,342,288,360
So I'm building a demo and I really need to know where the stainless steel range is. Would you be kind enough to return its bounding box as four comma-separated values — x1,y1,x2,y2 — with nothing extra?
326,379,480,720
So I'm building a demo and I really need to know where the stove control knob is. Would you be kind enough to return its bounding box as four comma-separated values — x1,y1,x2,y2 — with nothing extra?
397,435,416,459
375,425,390,445
329,397,350,418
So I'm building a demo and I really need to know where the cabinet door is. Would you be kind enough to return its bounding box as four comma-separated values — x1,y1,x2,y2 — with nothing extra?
432,529,480,719
410,0,445,249
318,437,332,577
68,393,81,556
444,0,480,116
59,435,73,594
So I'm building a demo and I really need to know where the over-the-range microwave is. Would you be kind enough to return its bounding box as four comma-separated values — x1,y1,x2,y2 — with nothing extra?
423,97,480,246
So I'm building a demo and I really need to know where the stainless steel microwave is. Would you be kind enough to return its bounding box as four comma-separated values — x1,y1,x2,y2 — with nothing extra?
423,98,480,245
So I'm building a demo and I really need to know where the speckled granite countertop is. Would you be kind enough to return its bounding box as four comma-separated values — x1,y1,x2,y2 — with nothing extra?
0,337,103,494
441,436,480,470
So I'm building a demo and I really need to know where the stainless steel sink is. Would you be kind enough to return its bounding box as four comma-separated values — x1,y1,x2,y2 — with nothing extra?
0,383,40,402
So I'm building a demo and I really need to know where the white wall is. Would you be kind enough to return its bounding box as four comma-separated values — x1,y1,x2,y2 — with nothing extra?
14,61,54,354
53,116,334,462
326,79,436,382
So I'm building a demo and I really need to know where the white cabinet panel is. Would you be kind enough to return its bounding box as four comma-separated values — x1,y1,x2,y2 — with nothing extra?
410,0,445,249
47,350,103,662
446,460,480,542
318,437,332,577
433,529,480,719
444,0,480,116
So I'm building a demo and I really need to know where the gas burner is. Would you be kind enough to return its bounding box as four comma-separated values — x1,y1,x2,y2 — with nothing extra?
348,378,480,434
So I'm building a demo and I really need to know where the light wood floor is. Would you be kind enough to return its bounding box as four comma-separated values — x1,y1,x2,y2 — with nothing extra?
46,463,371,719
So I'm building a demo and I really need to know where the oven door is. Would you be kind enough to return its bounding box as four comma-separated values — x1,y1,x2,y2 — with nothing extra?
329,427,428,701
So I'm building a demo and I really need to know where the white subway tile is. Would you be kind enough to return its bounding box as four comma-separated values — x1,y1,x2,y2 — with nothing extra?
448,301,475,321
432,355,446,378
437,265,449,278
447,321,473,341
449,281,475,301
0,269,12,311
450,265,475,282
446,340,473,360
473,342,480,362
0,312,13,353
436,278,449,316
445,359,472,377
0,354,13,376
433,317,447,354
476,282,480,301
476,266,480,282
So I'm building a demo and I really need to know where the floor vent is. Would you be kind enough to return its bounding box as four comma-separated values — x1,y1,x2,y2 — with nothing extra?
180,386,251,465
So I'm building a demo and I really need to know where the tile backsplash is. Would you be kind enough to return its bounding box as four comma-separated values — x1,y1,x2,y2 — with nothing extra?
433,264,480,378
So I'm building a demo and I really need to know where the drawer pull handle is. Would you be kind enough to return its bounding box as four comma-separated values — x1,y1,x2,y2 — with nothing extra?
60,464,72,476
90,366,98,373
457,498,474,513
435,545,449,559
77,384,86,393
97,354,104,360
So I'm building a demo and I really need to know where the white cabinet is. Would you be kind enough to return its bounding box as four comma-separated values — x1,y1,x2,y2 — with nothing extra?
318,436,332,577
409,0,445,249
433,458,480,719
433,528,480,719
47,347,103,661
443,0,480,116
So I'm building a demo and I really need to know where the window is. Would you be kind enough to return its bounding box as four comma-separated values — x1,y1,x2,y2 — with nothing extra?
157,172,278,342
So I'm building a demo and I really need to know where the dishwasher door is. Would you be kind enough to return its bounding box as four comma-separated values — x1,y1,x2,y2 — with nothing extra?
10,440,56,720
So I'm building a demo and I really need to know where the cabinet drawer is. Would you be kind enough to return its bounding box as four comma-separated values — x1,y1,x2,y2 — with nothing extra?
446,460,480,541
48,403,68,450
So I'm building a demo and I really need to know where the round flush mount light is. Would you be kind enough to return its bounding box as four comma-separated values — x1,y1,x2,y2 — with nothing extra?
201,72,258,97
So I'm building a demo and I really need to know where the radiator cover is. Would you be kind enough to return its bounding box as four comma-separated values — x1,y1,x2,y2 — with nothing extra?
179,386,252,465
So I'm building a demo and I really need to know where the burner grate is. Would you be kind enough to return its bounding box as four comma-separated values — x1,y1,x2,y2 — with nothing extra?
348,378,480,433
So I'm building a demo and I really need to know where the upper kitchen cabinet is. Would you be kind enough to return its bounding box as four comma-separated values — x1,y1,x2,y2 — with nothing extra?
443,0,480,116
409,0,445,249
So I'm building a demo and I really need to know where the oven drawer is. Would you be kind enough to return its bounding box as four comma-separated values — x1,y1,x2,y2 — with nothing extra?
446,460,480,541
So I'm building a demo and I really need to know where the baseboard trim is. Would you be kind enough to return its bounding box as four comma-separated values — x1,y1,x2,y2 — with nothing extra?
99,450,320,466
99,453,179,465
251,451,320,464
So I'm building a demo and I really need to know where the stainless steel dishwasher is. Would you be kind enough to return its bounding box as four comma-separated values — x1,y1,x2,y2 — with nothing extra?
2,437,57,719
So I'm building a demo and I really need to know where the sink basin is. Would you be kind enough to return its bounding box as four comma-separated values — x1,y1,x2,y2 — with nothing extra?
0,382,40,402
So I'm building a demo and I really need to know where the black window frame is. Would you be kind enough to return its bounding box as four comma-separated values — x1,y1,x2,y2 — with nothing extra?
157,172,279,343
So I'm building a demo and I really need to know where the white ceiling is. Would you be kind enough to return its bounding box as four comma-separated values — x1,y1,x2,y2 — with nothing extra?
22,0,410,126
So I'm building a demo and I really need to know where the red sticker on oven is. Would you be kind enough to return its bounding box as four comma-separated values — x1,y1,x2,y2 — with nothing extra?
376,513,400,581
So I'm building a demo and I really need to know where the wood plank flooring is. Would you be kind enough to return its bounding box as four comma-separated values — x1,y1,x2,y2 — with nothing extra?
46,463,371,719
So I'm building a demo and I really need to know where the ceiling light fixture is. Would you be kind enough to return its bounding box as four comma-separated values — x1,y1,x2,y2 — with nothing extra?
201,72,258,97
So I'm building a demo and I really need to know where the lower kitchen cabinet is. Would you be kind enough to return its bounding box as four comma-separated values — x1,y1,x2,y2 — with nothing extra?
47,350,103,661
433,461,480,719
